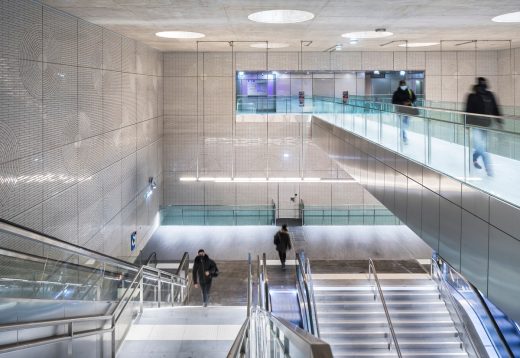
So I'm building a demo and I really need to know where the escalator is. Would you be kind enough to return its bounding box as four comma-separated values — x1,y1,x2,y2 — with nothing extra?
0,218,189,357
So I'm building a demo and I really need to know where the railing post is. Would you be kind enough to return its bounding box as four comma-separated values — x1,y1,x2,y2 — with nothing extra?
157,271,162,308
171,279,174,307
139,273,143,314
427,117,432,165
111,316,116,358
247,253,252,318
67,321,73,357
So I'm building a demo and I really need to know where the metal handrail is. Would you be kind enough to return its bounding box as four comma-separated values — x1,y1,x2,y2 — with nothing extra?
262,253,270,311
466,281,514,358
228,253,332,358
305,257,321,338
0,218,138,272
296,251,315,336
431,256,502,358
368,258,402,358
432,253,513,357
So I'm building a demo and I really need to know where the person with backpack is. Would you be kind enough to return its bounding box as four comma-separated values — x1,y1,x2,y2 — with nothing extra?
274,224,292,269
192,249,218,307
392,80,417,144
465,77,503,177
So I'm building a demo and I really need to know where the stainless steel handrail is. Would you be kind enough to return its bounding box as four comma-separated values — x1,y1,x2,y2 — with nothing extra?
296,251,315,336
305,257,320,338
430,256,489,358
0,219,137,272
228,253,332,358
368,258,402,358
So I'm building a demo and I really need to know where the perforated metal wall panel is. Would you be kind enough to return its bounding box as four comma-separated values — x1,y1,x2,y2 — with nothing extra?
0,0,163,262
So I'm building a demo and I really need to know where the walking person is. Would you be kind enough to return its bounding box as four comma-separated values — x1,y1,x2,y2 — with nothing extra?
192,249,218,307
465,77,503,177
392,80,417,144
274,224,292,269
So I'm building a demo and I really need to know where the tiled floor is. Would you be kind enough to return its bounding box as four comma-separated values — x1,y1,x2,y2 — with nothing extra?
118,306,246,358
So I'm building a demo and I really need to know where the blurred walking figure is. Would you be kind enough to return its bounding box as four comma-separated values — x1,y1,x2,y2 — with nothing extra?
465,77,503,177
193,249,218,307
392,80,417,144
274,224,292,269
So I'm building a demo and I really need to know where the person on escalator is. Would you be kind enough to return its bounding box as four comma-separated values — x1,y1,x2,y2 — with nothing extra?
465,77,503,177
193,249,218,307
392,80,417,144
274,224,292,270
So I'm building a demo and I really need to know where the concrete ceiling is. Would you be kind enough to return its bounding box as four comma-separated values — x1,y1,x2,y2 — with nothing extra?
43,0,520,52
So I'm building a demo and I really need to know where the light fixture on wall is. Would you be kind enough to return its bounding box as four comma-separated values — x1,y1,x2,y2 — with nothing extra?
179,177,357,183
349,39,359,45
399,70,406,76
145,176,157,199
335,44,343,51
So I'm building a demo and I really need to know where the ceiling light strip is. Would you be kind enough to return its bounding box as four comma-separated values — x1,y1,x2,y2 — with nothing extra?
179,177,356,183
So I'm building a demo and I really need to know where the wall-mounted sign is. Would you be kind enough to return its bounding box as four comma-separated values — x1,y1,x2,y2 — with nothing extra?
130,231,137,252
298,91,305,107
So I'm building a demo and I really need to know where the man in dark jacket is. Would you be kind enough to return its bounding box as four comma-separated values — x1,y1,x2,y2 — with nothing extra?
465,77,503,176
274,224,292,269
392,80,417,144
192,249,218,307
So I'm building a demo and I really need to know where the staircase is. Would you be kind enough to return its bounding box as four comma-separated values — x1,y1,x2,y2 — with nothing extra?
313,273,469,357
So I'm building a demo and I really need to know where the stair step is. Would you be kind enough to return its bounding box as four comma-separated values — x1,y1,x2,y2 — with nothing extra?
320,330,459,339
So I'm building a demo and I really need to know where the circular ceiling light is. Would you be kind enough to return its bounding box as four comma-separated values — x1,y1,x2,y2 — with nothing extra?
250,42,290,49
155,31,205,39
248,10,314,24
398,42,439,48
341,31,393,39
492,11,520,22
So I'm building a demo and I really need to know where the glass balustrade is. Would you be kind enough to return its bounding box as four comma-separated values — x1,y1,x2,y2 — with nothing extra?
236,95,520,209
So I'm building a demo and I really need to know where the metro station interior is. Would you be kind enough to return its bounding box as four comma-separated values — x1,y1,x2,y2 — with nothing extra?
1,1,520,357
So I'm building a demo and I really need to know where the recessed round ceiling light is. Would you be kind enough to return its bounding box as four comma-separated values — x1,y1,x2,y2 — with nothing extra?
155,31,205,39
492,11,520,22
248,10,314,24
398,42,439,48
250,42,290,49
341,31,393,39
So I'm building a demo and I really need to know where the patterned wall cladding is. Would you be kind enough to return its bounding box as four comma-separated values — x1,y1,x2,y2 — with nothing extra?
78,68,103,139
103,161,122,225
136,191,147,238
103,129,122,168
0,57,42,161
43,63,78,150
0,153,43,220
78,171,103,245
122,73,137,126
43,143,78,200
0,0,42,61
121,124,137,158
43,184,78,244
122,37,136,73
136,146,150,192
120,199,137,257
121,153,137,207
78,135,104,178
103,29,122,71
78,20,102,69
102,70,122,131
43,7,77,66
11,203,43,232
0,0,163,261
164,52,198,76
